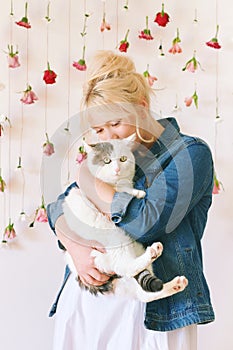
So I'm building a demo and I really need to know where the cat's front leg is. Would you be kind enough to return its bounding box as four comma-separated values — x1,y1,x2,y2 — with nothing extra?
65,188,100,227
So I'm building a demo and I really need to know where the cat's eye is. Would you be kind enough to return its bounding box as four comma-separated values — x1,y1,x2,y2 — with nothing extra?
120,155,127,162
103,157,111,164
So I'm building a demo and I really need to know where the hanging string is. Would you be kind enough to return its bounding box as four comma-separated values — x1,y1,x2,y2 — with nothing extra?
214,0,220,165
116,0,119,49
65,0,72,185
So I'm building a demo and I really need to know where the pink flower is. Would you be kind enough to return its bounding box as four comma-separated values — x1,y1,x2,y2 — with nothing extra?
206,25,221,49
0,174,6,192
43,62,57,84
35,208,48,223
76,145,87,164
0,114,11,137
29,196,48,227
184,90,198,109
182,51,201,73
154,3,170,27
6,45,20,68
100,11,111,32
169,29,182,54
2,220,16,243
15,2,31,29
139,16,154,40
119,29,130,53
20,85,38,104
73,59,87,71
43,133,55,156
73,45,87,71
212,172,223,194
143,65,157,86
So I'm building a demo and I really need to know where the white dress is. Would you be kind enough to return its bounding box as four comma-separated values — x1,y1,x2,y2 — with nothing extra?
53,273,197,350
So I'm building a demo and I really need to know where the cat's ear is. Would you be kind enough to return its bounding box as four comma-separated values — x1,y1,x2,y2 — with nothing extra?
82,139,98,154
123,132,137,150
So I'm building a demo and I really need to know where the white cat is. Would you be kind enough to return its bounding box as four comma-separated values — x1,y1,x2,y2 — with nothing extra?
63,139,188,302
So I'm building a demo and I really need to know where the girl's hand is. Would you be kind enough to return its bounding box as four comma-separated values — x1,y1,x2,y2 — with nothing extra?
56,215,111,286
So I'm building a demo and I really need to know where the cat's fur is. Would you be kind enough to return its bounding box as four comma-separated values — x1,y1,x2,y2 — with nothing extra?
63,139,188,302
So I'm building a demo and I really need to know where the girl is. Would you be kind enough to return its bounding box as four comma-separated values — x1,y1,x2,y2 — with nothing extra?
47,50,215,350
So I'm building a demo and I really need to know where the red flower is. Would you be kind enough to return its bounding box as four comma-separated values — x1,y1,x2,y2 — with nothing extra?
43,62,57,84
15,2,31,29
206,25,221,49
43,133,55,156
119,29,130,52
169,28,182,54
139,16,154,40
143,65,157,86
20,85,38,104
154,3,170,27
2,220,16,244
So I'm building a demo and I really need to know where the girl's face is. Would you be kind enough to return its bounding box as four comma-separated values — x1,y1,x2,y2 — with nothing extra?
91,118,137,141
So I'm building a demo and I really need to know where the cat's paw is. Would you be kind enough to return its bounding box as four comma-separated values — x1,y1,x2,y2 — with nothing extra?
172,276,188,292
150,242,163,260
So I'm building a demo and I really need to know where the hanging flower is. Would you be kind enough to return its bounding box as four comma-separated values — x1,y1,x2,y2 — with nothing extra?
76,144,87,164
0,114,11,137
123,0,129,10
100,10,111,32
169,28,182,54
158,41,165,57
73,45,87,71
213,172,223,194
43,62,57,84
29,196,48,227
139,16,154,40
15,2,31,29
154,3,170,27
2,220,16,244
119,29,130,53
143,65,157,86
206,25,221,49
184,90,198,109
20,85,38,104
0,170,6,192
6,45,20,68
182,51,201,73
43,133,55,156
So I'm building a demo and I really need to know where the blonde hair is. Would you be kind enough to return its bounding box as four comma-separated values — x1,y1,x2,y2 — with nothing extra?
81,50,152,109
80,50,157,143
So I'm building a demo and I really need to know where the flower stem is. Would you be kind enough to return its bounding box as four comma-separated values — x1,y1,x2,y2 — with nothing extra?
125,29,130,40
146,16,148,30
25,2,28,17
82,45,86,60
215,24,219,38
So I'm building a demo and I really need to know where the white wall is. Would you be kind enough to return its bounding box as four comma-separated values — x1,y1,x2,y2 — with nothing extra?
0,1,232,349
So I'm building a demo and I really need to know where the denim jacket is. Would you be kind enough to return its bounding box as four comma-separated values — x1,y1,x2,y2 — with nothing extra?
47,117,215,331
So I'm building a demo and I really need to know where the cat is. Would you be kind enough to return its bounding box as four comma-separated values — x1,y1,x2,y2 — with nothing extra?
62,139,188,302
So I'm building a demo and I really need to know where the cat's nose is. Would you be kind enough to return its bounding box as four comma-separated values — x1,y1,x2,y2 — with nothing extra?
114,167,120,175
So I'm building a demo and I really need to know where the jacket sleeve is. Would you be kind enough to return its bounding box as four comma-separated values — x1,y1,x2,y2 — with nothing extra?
111,141,213,245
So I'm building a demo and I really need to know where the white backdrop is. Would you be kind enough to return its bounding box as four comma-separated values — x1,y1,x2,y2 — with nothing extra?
0,1,232,349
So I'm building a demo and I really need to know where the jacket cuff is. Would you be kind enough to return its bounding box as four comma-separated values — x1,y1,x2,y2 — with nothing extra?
111,191,134,224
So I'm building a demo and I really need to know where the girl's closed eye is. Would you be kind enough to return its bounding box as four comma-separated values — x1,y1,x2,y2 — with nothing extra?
111,120,121,127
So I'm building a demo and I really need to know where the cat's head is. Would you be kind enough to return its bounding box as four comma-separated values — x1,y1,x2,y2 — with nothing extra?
84,139,135,185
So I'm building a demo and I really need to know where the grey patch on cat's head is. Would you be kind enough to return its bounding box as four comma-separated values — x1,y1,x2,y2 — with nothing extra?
90,142,114,165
